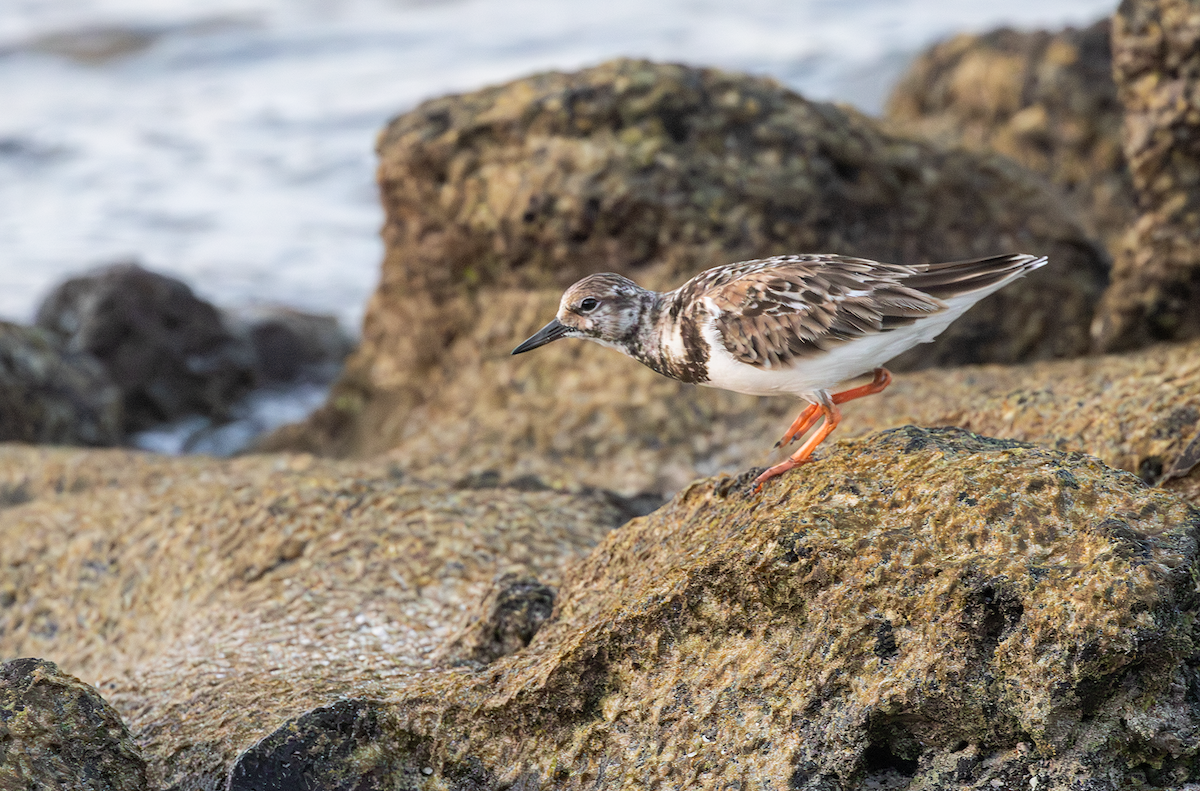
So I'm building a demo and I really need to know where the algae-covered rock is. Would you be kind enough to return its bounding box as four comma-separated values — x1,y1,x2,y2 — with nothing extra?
886,20,1134,256
0,448,626,788
0,658,147,790
0,321,122,446
275,57,1108,460
3,429,1199,789
235,428,1200,790
1092,0,1200,351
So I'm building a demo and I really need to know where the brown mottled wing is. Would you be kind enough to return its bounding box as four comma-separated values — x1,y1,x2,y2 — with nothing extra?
688,254,1040,368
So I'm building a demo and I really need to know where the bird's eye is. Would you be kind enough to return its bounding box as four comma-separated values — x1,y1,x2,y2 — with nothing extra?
579,297,599,312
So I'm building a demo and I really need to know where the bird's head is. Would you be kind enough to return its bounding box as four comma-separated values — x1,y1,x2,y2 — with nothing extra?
512,273,647,354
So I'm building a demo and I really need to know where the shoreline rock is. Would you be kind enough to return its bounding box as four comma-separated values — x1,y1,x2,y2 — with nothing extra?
3,428,1199,788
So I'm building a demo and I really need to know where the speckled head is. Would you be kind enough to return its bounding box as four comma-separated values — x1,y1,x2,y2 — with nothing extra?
511,273,651,355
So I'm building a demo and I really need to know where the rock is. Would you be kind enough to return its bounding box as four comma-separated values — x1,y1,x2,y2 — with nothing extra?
222,305,356,384
0,321,122,446
0,658,147,790
35,261,255,433
436,574,558,666
237,428,1200,789
1091,0,1200,351
0,447,628,788
885,20,1135,256
272,58,1109,460
8,429,1198,788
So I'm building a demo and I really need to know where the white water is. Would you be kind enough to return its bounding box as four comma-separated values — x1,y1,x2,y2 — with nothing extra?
1,0,1118,332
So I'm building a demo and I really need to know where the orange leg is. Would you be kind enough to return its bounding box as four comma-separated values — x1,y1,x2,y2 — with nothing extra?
755,399,842,488
776,368,893,447
755,368,892,490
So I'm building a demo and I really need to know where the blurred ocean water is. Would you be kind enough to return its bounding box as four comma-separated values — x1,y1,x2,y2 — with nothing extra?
0,0,1118,334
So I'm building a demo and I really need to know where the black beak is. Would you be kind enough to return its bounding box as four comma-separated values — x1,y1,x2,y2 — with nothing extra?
512,318,570,355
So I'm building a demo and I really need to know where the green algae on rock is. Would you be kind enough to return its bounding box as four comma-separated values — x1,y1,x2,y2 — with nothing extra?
0,658,147,791
235,428,1200,790
269,57,1108,461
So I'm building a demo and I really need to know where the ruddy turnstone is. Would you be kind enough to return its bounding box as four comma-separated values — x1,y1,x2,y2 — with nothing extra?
512,253,1047,487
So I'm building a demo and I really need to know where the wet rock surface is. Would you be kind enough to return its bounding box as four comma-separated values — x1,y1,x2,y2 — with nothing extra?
0,447,627,788
886,20,1134,256
274,58,1109,460
17,428,1193,789
0,320,122,447
35,261,255,433
1092,0,1200,351
0,658,146,791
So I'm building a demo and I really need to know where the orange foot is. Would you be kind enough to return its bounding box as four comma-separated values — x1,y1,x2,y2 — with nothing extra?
755,367,893,491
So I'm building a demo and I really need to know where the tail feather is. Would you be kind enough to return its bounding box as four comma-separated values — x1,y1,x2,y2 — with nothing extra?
904,254,1047,301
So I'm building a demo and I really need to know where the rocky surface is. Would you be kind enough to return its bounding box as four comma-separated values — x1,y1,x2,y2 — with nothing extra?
885,20,1135,255
35,261,255,433
4,428,1200,788
0,658,146,790
0,447,628,788
0,320,122,447
274,58,1109,460
1092,0,1200,351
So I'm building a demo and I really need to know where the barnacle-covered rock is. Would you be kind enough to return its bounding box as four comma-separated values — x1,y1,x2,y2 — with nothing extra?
242,428,1200,789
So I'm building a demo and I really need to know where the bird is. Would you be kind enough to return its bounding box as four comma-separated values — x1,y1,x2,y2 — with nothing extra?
512,253,1047,488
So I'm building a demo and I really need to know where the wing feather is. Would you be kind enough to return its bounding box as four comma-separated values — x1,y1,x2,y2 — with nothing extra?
677,253,1042,368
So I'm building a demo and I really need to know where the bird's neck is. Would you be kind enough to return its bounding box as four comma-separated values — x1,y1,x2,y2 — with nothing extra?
615,288,710,385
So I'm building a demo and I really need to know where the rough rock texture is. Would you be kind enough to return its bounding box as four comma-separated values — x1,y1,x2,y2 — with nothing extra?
1092,0,1200,351
35,262,254,432
223,305,356,384
0,447,628,789
10,430,1199,788
274,58,1109,459
886,20,1136,255
0,658,146,790
0,321,122,446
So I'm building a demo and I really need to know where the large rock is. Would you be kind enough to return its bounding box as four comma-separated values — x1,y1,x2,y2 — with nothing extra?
0,658,147,790
1091,0,1200,351
0,447,630,788
0,321,122,447
885,20,1135,256
35,262,254,432
4,429,1200,789
274,58,1109,459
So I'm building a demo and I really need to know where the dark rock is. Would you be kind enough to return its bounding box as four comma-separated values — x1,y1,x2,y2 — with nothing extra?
0,320,122,445
439,574,558,665
886,20,1134,257
1092,0,1200,351
222,305,355,384
0,658,146,790
271,58,1108,461
35,261,254,432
